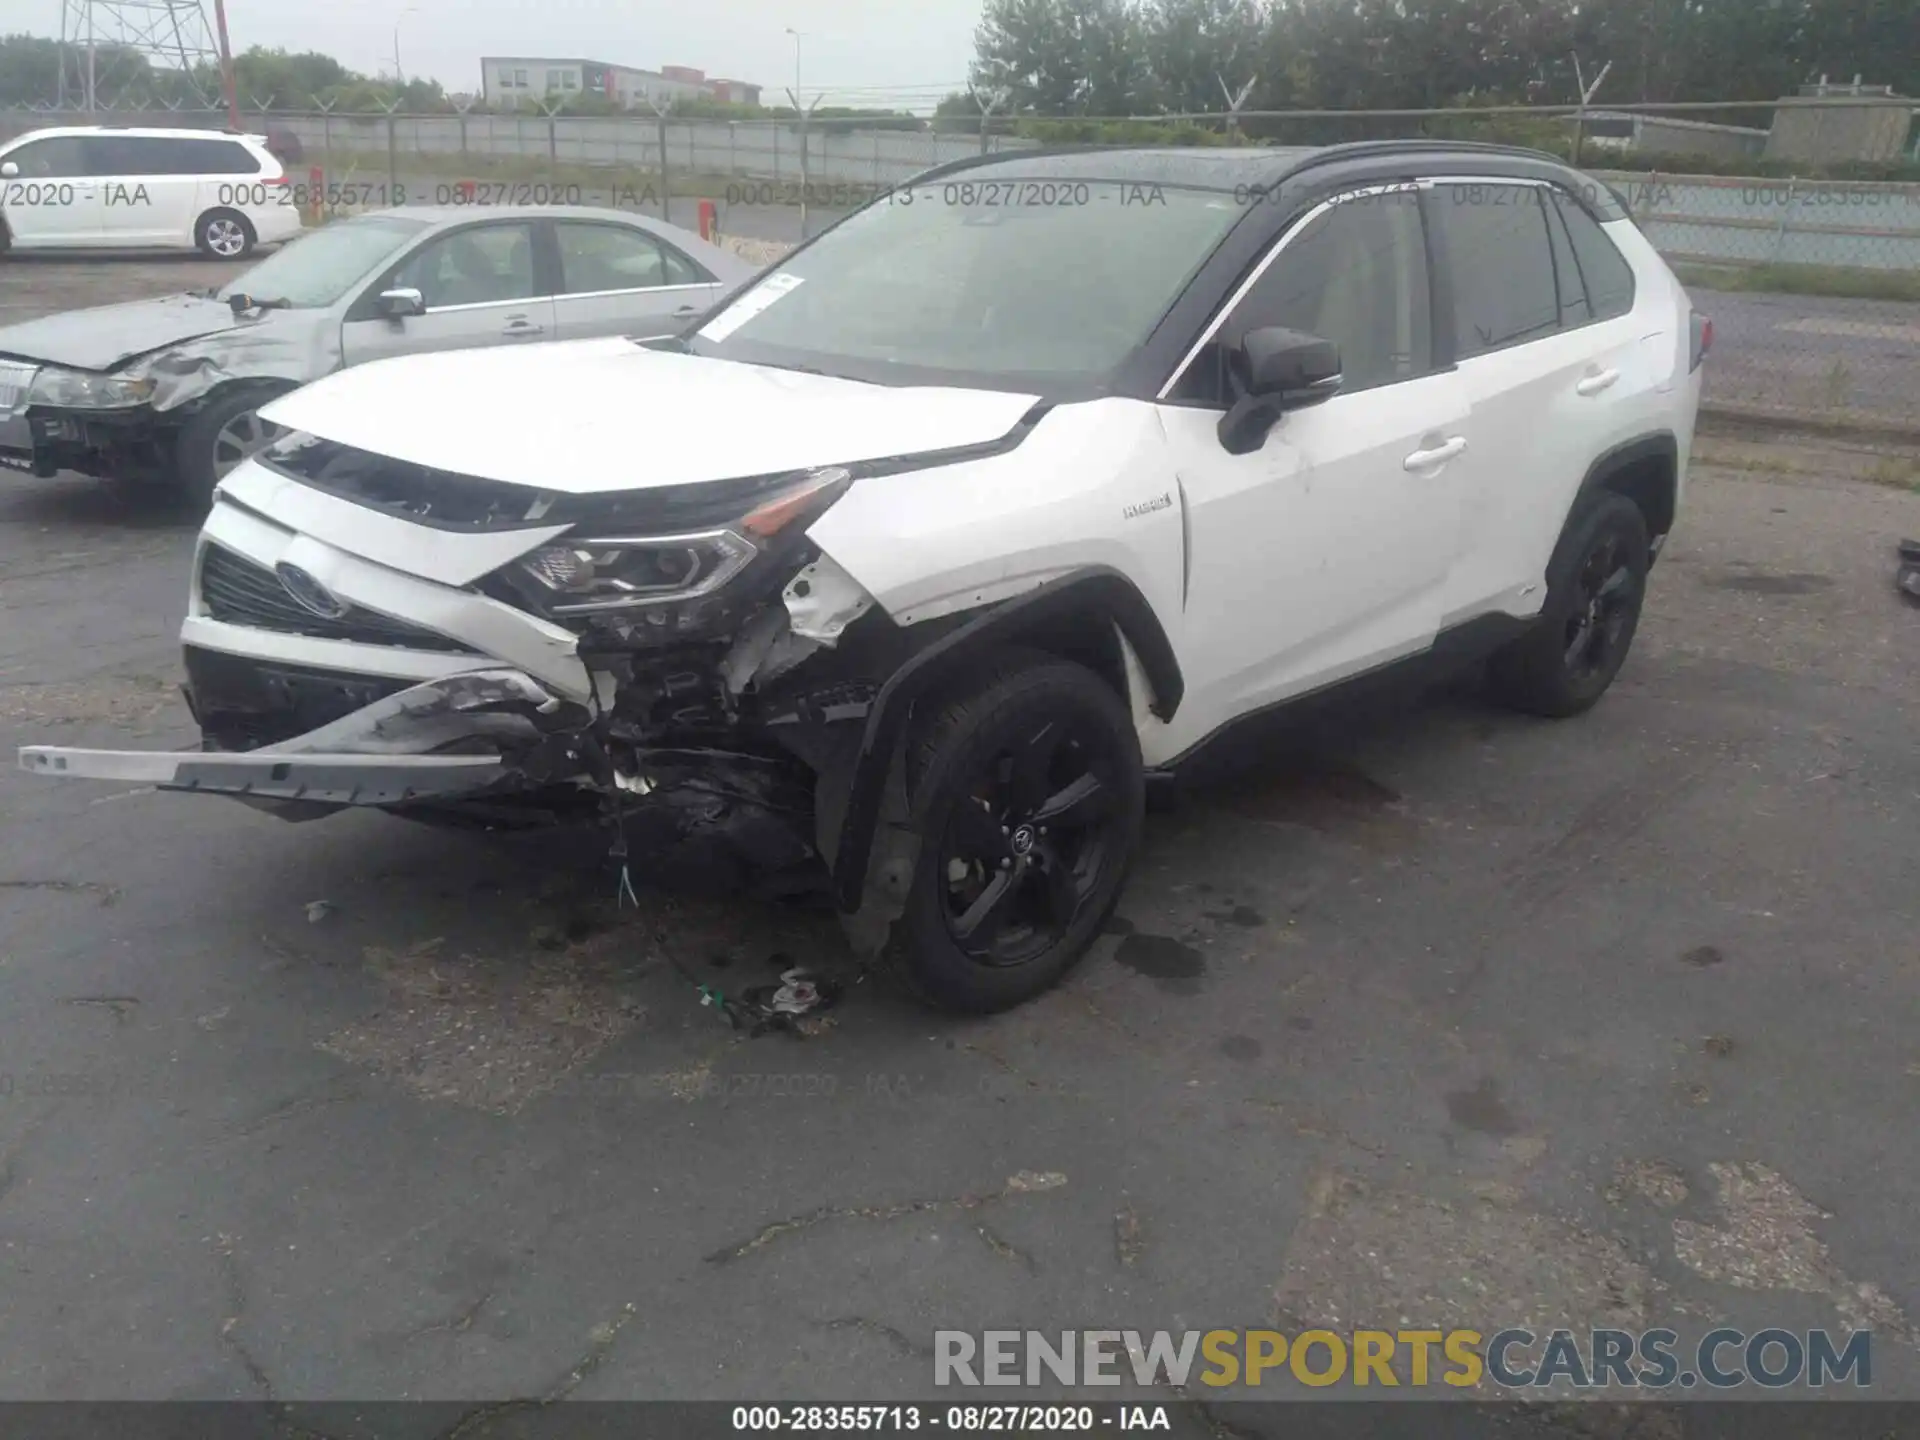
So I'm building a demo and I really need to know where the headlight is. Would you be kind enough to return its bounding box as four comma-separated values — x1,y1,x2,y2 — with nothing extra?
502,466,854,638
517,529,759,615
27,367,156,409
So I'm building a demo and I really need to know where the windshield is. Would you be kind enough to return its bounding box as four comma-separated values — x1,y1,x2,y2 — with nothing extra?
686,178,1246,388
215,215,431,308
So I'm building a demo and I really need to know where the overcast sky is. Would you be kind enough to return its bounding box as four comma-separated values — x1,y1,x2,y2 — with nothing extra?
16,0,986,106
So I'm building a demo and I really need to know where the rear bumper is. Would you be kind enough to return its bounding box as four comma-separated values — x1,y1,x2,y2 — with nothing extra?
251,203,306,246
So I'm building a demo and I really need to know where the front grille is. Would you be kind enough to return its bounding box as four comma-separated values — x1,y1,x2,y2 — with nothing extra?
184,645,415,751
0,359,39,416
198,544,477,653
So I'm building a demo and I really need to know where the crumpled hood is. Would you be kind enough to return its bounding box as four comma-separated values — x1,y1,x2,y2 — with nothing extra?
0,294,258,372
258,339,1044,495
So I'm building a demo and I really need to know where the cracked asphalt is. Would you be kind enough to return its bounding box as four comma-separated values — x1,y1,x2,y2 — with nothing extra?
1,256,1918,1416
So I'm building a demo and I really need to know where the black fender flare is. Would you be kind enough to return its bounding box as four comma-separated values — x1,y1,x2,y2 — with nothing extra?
1578,431,1675,489
830,565,1182,911
1576,432,1678,516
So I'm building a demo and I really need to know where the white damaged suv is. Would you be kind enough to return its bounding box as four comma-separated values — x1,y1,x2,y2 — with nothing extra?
21,142,1709,1012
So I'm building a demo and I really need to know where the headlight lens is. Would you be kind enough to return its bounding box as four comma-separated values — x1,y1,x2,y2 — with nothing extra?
27,367,156,409
517,529,759,615
498,465,855,641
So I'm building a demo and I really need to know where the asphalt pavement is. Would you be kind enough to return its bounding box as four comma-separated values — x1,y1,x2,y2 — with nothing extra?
0,255,1918,1413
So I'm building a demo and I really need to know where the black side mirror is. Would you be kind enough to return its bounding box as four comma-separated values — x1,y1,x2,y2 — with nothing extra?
1217,326,1343,455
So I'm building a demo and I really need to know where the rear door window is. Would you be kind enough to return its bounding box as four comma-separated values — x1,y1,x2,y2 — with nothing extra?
80,135,261,176
1434,183,1562,359
553,222,711,293
86,136,169,176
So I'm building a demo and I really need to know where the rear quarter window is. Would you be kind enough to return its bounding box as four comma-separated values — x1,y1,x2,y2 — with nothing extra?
1551,191,1636,321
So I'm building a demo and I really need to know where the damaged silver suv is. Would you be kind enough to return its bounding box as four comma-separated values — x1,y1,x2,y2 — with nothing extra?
20,142,1707,1011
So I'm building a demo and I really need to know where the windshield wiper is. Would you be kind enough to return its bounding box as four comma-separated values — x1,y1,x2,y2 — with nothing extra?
225,293,293,317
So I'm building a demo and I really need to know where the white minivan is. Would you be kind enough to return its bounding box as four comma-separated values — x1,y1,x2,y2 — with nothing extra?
0,126,304,259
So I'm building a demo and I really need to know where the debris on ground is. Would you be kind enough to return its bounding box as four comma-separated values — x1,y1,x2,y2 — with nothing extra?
1898,539,1920,603
1005,1170,1068,1193
305,900,335,923
699,965,844,1037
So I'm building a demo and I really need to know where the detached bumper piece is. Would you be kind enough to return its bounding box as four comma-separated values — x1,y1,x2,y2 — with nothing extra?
19,746,507,805
19,667,581,807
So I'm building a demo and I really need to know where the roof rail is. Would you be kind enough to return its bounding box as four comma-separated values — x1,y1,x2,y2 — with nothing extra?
1283,137,1569,175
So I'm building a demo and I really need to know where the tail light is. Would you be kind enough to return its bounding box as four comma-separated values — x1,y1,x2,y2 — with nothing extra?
1690,312,1713,371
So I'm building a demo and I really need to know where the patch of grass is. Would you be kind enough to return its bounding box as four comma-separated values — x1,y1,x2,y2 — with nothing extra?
1863,455,1920,491
1673,261,1920,304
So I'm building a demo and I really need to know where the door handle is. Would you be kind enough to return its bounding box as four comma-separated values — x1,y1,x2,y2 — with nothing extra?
1576,368,1621,397
501,318,545,338
1403,436,1468,472
672,304,702,318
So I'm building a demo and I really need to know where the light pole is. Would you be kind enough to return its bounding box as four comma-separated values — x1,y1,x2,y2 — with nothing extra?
393,7,419,88
785,27,803,110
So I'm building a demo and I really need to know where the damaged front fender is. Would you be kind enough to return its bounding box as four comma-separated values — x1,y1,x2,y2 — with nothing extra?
131,311,337,414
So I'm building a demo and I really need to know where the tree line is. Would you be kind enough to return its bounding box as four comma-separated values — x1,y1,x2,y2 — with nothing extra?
956,0,1918,118
0,34,930,126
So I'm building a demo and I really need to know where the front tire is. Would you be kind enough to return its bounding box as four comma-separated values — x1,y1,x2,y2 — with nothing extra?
885,652,1145,1013
1488,491,1650,718
172,388,289,508
195,209,256,259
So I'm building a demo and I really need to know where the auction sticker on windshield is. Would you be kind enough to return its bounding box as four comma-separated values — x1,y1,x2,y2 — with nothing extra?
699,272,805,342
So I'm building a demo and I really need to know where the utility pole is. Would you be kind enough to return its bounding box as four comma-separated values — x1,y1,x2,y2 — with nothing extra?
84,1,96,114
787,87,823,236
393,6,418,89
212,0,241,127
647,95,675,223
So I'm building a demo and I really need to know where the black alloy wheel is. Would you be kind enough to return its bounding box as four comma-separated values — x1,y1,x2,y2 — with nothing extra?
1488,490,1650,719
937,715,1122,967
1562,528,1640,686
884,652,1145,1013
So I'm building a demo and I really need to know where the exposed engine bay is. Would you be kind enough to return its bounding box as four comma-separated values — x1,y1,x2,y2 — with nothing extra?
70,436,980,923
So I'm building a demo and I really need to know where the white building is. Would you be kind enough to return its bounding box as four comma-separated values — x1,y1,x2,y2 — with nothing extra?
479,57,731,109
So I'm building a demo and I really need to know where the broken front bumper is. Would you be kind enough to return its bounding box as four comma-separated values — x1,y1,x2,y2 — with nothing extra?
18,668,578,808
0,404,174,481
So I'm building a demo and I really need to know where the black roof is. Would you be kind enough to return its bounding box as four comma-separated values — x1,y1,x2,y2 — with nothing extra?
910,139,1626,219
932,145,1323,188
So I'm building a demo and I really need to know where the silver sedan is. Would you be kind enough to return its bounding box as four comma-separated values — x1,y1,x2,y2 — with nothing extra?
0,205,759,504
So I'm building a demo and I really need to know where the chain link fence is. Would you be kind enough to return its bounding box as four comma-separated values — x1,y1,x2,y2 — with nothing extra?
3,98,1916,439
